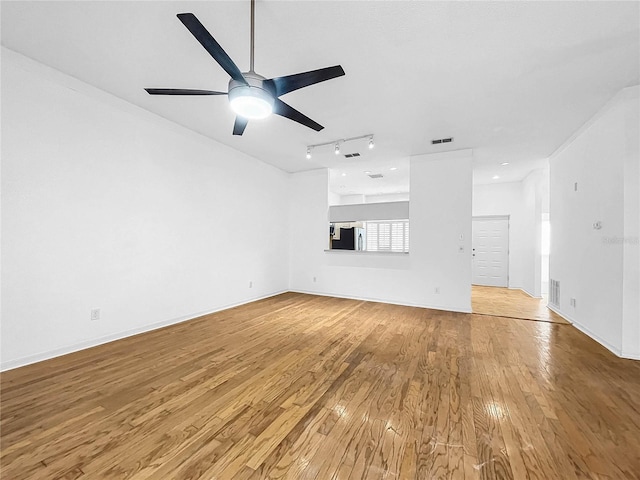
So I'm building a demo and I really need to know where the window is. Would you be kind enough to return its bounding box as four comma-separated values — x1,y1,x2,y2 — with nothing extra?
365,220,409,252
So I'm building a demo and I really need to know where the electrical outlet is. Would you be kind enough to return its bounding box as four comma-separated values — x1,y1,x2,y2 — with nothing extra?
570,298,576,307
91,308,100,321
249,281,253,288
313,276,317,283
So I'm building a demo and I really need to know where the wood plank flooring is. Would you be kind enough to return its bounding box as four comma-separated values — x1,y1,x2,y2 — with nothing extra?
2,292,639,479
472,286,568,324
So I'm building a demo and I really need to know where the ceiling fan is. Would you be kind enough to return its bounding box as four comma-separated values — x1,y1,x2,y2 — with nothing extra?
145,0,345,136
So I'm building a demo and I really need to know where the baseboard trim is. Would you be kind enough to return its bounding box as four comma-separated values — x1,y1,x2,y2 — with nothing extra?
571,321,624,357
0,290,287,372
520,288,542,299
508,286,542,299
547,305,633,359
547,304,572,323
16,291,632,370
289,289,472,314
621,351,640,361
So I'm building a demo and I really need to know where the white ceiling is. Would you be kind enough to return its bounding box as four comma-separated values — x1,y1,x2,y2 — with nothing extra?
2,1,639,195
329,155,410,197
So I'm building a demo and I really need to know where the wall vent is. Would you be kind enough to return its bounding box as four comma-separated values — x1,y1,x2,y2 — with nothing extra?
432,137,453,145
344,152,361,158
549,279,560,306
368,173,384,179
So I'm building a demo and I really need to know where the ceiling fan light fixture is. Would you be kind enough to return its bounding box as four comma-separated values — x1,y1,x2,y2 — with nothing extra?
229,86,274,120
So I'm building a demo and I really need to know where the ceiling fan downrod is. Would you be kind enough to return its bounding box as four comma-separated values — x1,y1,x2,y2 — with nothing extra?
250,0,255,73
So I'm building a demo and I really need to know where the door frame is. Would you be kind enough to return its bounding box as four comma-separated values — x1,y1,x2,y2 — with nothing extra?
472,215,510,287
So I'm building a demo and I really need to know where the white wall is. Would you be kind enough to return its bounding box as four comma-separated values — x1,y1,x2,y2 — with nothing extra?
473,169,547,297
339,194,365,205
521,169,545,297
365,193,410,204
1,49,290,370
550,85,639,359
289,150,473,312
622,92,640,359
330,192,410,206
328,190,341,206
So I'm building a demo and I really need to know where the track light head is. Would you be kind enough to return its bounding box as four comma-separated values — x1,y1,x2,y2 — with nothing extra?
334,143,340,155
368,136,374,149
306,147,312,160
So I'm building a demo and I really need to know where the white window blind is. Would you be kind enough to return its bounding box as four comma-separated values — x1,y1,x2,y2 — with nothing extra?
404,222,410,251
365,220,409,252
366,223,378,251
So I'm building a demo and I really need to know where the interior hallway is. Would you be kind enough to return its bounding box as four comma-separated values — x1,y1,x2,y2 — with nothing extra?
472,285,568,324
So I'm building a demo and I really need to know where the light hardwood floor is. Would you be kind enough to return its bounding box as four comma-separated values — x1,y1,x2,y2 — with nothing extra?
472,285,568,324
2,293,639,479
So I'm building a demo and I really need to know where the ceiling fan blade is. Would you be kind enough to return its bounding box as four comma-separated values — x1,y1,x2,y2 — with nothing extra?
265,65,345,97
145,88,227,95
273,99,323,131
233,116,248,136
177,13,248,86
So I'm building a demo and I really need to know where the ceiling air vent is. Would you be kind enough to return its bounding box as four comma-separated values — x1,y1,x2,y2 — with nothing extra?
344,152,361,158
432,137,453,144
368,173,384,179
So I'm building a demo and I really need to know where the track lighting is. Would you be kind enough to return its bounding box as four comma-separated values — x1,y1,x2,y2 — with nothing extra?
305,133,374,159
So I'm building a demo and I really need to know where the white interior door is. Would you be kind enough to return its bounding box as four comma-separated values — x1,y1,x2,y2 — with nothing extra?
472,216,509,287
